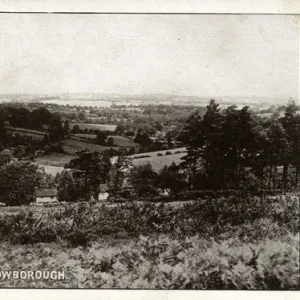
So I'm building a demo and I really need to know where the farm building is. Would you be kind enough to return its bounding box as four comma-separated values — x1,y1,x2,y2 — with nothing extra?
98,184,109,201
35,188,58,205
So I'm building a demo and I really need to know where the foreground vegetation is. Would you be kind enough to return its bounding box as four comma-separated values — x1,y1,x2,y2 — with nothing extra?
0,194,298,289
1,234,298,289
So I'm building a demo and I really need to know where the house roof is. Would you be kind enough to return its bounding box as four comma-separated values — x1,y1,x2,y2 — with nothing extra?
36,189,57,197
99,184,109,193
121,178,133,189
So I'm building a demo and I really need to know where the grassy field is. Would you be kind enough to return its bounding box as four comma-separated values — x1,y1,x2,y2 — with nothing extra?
36,154,74,167
40,165,64,176
73,133,96,140
61,139,120,155
129,147,186,172
69,123,117,132
73,133,139,148
35,154,72,175
108,135,138,148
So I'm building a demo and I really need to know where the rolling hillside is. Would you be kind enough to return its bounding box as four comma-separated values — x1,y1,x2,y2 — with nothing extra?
128,148,186,172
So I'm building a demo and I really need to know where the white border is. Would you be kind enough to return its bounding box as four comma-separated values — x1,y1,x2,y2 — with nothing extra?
0,0,299,299
0,0,298,14
0,290,300,299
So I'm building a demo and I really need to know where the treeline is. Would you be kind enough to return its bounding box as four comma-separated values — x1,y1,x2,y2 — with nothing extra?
0,105,69,158
0,105,67,145
180,99,300,192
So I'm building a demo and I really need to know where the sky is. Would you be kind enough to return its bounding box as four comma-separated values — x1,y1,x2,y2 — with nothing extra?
0,14,298,99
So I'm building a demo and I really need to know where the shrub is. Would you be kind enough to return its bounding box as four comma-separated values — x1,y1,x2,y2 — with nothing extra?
165,151,173,155
151,195,173,202
178,190,217,200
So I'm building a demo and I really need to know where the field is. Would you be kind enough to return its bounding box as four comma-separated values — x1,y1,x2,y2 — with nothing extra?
129,148,186,172
108,135,138,148
73,133,96,140
61,139,120,155
36,154,74,167
73,134,139,148
35,154,72,176
0,195,298,289
69,123,117,132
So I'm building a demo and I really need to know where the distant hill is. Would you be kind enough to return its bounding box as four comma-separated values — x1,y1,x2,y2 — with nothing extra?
0,93,292,107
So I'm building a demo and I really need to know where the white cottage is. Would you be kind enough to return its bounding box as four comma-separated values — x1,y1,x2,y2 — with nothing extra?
98,184,109,201
35,189,58,206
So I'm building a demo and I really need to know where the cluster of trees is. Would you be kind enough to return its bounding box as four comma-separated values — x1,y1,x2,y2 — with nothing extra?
107,156,186,200
0,149,55,205
0,105,67,149
180,99,300,192
129,162,186,198
57,151,186,202
1,102,197,154
106,99,300,200
113,106,196,143
57,149,112,202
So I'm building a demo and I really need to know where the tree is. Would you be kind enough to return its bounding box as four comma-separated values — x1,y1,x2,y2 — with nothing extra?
72,124,80,134
31,107,53,129
114,123,125,135
200,100,224,189
180,100,223,189
221,105,257,189
264,119,290,190
65,150,112,201
108,156,133,194
107,137,114,146
158,163,186,198
179,110,204,189
63,120,70,137
78,111,86,122
48,114,65,142
0,161,49,205
129,163,159,198
280,99,300,191
12,145,26,159
0,149,13,166
134,129,152,148
96,131,108,145
57,170,85,202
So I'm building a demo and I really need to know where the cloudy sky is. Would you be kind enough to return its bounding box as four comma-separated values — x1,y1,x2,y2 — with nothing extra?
0,14,298,99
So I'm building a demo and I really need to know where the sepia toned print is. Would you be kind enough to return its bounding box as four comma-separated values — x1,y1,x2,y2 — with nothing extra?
0,13,298,289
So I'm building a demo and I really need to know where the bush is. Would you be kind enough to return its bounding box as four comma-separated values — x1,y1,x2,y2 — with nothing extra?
107,194,126,203
165,151,173,155
174,150,185,154
157,153,163,156
150,195,173,202
178,190,217,200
